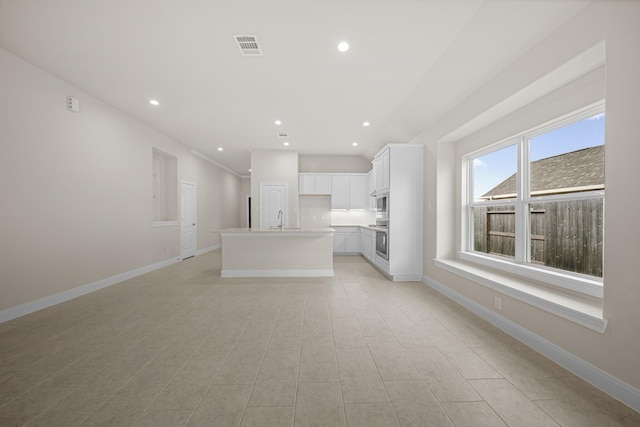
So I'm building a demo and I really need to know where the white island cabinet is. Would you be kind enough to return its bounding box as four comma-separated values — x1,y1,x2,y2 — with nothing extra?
220,228,334,277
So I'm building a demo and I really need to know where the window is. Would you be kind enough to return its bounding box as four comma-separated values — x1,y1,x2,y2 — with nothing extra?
464,105,605,294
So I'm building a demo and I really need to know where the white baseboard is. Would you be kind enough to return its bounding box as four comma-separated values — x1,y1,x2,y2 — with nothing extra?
422,274,640,414
0,257,181,324
221,269,334,278
195,244,220,256
391,274,423,282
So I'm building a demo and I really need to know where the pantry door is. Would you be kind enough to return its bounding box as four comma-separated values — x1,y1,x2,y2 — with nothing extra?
260,182,287,228
181,181,197,259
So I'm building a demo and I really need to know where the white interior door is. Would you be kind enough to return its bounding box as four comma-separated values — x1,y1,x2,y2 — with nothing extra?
261,183,287,228
181,181,197,259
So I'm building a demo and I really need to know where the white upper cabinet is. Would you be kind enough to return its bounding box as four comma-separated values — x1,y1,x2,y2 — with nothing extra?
299,174,332,195
374,149,390,193
348,175,366,210
301,173,368,210
315,175,331,194
367,170,376,209
299,174,314,194
331,175,349,209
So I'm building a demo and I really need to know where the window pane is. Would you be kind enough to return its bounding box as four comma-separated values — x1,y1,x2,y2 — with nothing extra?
529,199,603,277
529,113,605,197
473,204,516,259
473,144,517,202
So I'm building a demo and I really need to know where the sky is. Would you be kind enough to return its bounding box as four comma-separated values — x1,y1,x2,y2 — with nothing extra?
473,112,605,200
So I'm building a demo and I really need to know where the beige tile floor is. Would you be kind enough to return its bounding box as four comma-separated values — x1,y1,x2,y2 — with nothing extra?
0,252,638,426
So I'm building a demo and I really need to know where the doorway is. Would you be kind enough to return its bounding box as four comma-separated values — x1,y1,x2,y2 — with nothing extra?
247,196,252,228
181,180,197,259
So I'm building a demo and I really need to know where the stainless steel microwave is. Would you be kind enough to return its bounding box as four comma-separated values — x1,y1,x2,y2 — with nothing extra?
376,195,388,218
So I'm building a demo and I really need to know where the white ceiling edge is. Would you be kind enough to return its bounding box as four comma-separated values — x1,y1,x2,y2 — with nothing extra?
439,41,606,144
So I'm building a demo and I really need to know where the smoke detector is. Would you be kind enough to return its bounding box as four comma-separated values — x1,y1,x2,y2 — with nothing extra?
233,35,263,56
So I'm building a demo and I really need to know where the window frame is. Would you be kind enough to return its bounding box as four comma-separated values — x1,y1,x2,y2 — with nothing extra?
462,103,605,298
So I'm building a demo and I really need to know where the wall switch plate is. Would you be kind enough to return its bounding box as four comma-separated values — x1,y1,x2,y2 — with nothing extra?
494,296,502,310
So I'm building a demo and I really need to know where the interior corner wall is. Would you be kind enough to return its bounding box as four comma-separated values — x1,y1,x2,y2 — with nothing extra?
0,47,240,314
422,1,640,393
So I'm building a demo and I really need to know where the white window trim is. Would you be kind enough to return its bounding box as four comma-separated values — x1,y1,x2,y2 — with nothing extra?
462,102,605,299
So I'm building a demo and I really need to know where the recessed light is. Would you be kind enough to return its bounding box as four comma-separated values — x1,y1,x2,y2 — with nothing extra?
352,142,358,147
249,168,252,172
362,121,370,127
149,99,159,106
283,142,290,146
274,120,282,125
337,41,349,52
217,147,223,151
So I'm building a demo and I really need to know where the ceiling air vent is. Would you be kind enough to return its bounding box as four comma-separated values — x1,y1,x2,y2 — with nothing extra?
277,132,289,138
233,35,263,56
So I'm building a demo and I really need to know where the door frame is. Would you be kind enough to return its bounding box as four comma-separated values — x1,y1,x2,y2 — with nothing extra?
259,181,288,228
180,180,197,260
246,195,251,228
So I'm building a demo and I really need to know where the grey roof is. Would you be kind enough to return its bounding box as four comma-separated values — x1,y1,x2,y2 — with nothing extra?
481,145,604,199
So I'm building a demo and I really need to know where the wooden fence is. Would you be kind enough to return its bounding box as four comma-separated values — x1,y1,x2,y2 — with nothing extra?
473,199,603,277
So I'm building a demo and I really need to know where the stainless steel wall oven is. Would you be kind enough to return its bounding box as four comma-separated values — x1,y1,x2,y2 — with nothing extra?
376,228,388,260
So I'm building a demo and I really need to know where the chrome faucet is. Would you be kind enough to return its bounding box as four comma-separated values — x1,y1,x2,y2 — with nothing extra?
277,210,283,229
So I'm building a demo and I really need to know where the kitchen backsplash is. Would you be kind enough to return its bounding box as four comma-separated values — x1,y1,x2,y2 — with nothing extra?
299,195,376,227
330,209,375,226
299,195,331,228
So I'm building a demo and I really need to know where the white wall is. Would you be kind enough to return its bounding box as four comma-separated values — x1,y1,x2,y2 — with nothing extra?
420,1,640,393
299,155,371,173
239,177,251,228
0,48,241,313
250,150,299,228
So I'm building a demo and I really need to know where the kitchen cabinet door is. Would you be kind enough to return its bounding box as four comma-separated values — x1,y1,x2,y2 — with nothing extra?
345,230,359,253
333,232,346,253
367,170,376,209
315,175,331,194
331,175,348,209
348,175,366,210
374,150,390,193
299,174,315,194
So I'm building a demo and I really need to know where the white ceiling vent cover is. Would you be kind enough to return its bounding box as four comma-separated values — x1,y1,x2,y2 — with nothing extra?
277,132,289,138
233,35,263,56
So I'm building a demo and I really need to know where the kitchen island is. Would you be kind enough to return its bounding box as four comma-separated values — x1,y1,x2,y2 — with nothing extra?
219,228,334,277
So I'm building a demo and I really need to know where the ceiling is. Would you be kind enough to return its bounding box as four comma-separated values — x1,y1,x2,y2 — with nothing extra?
0,0,591,175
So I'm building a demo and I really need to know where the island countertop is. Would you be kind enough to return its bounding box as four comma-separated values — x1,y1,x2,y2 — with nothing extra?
219,227,334,236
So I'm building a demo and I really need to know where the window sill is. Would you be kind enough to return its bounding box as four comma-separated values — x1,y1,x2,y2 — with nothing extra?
433,258,607,333
152,221,178,227
459,251,603,298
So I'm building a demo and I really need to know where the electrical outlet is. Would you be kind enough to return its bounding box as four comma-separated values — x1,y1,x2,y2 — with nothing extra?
494,296,502,310
66,96,80,113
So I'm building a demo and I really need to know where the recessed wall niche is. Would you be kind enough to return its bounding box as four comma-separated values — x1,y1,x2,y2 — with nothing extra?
152,148,178,226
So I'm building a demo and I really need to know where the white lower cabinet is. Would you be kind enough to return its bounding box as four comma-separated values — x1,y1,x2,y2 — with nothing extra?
359,227,376,262
332,227,359,254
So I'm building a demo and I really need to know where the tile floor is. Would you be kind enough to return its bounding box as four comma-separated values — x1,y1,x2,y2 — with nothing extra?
0,252,638,426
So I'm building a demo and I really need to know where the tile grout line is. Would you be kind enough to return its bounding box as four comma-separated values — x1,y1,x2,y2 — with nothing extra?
237,296,284,426
128,308,230,427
